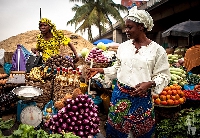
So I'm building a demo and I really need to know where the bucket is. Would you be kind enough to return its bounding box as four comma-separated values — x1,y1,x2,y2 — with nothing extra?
79,83,88,94
100,93,110,114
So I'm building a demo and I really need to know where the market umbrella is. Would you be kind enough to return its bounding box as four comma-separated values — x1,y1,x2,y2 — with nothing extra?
162,20,200,37
93,38,113,45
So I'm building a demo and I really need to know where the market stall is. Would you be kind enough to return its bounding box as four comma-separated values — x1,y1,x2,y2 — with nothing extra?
153,48,200,137
1,40,200,138
0,41,117,138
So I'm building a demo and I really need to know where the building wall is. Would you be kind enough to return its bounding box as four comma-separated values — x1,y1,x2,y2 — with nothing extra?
93,0,200,48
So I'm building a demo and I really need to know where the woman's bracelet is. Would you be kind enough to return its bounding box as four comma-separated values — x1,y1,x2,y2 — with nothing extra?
150,81,156,88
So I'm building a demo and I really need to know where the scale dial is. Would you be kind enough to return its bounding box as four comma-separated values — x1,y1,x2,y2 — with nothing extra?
20,105,42,128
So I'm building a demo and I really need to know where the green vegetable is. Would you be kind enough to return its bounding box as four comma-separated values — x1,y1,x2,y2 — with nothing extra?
0,123,80,138
186,73,200,85
0,118,14,130
171,56,179,60
0,130,3,138
167,54,174,58
170,71,183,76
171,75,178,81
12,124,36,138
173,59,178,63
81,48,89,58
172,80,179,84
170,67,184,73
181,74,186,78
171,74,182,80
156,108,200,138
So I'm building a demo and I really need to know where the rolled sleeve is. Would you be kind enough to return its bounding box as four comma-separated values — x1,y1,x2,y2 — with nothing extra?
151,50,171,94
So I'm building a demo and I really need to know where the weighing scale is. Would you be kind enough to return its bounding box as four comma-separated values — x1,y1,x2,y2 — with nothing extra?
12,86,43,128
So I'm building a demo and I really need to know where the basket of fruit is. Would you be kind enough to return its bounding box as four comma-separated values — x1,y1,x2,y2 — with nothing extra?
153,84,186,107
183,90,200,101
85,48,110,68
182,90,200,109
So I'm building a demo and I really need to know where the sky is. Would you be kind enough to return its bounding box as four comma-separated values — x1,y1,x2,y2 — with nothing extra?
0,0,123,42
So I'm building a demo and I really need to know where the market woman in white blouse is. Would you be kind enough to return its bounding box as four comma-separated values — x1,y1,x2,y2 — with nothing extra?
90,6,171,138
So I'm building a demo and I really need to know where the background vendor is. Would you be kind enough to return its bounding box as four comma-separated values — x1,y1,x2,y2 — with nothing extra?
32,18,79,63
176,34,200,74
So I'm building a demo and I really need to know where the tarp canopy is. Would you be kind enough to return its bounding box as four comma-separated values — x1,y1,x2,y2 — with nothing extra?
93,38,113,45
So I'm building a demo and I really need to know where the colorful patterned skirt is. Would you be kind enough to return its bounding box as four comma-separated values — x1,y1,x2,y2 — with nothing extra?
106,82,155,138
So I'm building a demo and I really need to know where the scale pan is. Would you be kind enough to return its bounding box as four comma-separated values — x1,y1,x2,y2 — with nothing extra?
12,86,43,100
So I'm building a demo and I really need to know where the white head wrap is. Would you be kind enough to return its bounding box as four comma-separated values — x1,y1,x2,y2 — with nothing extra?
127,6,154,31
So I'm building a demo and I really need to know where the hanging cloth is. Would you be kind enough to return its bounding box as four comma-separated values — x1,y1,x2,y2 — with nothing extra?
11,45,27,71
184,45,200,72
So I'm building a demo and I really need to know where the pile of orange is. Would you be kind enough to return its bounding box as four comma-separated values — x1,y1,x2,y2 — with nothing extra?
153,84,186,106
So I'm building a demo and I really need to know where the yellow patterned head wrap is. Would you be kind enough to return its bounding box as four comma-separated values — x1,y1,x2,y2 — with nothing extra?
38,18,70,45
39,18,57,35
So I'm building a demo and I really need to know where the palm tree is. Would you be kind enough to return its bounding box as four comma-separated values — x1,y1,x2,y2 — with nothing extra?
67,0,128,41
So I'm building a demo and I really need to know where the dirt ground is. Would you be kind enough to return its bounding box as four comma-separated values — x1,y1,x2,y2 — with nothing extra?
0,30,94,54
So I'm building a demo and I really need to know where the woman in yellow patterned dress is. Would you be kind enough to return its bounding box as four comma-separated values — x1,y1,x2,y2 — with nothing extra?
32,18,79,62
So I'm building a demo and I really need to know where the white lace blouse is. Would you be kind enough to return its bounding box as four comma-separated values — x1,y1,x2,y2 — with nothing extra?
103,40,171,94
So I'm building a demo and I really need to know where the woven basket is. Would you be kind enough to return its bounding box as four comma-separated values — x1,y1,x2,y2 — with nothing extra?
85,61,109,68
25,80,52,105
53,80,77,102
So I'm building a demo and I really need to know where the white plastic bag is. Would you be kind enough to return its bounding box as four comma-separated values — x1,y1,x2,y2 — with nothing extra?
0,49,5,66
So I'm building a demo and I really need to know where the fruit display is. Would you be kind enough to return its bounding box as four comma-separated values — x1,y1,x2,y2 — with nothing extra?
96,42,108,51
80,48,90,58
45,54,74,70
54,67,81,87
53,68,82,102
167,54,182,64
45,94,100,137
183,90,200,100
153,84,186,106
173,46,187,56
169,67,188,86
186,73,200,85
85,48,110,63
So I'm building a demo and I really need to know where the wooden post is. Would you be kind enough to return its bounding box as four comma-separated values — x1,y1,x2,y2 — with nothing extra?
40,8,42,19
